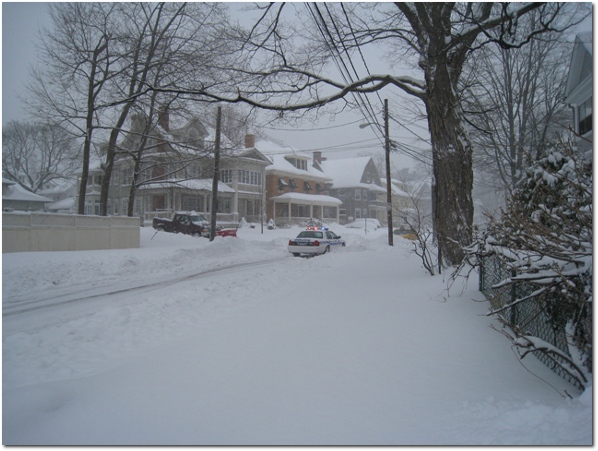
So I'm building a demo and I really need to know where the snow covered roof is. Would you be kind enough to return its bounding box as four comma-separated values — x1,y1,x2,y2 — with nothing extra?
270,192,342,205
320,157,385,192
254,139,298,155
139,178,235,193
3,183,52,203
47,197,76,211
266,154,330,181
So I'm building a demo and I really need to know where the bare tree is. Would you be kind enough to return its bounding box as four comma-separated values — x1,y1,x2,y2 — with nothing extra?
2,121,78,192
27,3,118,214
147,3,587,266
463,9,572,200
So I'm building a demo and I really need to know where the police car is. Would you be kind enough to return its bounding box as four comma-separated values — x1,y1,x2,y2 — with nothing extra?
288,226,346,257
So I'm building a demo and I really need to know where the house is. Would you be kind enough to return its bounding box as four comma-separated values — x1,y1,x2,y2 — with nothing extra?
257,140,341,226
38,179,78,213
383,177,432,229
2,178,52,211
564,32,592,158
83,109,270,224
320,156,386,225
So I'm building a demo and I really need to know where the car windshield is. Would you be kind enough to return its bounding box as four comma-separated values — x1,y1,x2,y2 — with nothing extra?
190,215,206,223
297,231,323,239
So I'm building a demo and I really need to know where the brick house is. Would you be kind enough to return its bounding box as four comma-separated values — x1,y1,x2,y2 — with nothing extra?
254,140,341,226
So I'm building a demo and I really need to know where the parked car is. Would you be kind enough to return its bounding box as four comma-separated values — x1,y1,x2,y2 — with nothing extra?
152,213,238,238
393,227,417,240
288,227,346,257
344,218,382,230
153,213,209,237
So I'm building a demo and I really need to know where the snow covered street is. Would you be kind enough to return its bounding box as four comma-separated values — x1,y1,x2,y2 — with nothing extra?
2,225,592,445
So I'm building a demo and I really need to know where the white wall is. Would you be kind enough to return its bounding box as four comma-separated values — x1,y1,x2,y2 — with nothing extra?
2,213,140,253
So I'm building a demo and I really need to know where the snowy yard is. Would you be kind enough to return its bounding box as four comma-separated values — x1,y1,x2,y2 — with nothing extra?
2,224,592,445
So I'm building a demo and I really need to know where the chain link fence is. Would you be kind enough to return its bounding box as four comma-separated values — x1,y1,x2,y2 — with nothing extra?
479,254,583,390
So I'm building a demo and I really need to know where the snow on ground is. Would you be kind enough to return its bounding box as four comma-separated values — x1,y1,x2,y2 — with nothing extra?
2,224,592,445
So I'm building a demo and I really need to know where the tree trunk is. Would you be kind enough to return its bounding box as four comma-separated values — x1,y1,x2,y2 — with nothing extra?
426,67,474,266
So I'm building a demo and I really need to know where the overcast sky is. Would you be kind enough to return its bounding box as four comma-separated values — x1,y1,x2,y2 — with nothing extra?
1,3,592,171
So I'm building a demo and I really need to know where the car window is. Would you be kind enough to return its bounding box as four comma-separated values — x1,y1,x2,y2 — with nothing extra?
326,232,333,239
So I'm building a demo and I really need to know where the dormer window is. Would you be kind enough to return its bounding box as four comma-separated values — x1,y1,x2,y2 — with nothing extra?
278,177,288,191
286,156,307,170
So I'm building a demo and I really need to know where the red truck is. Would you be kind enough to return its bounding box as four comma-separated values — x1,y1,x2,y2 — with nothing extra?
152,213,237,238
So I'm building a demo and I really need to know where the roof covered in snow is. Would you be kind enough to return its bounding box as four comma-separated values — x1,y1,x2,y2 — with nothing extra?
270,192,342,205
3,182,52,203
139,179,235,193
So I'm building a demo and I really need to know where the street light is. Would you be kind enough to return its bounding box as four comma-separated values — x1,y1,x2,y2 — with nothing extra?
359,99,393,246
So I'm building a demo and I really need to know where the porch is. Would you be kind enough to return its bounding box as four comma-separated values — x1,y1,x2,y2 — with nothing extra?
270,192,342,227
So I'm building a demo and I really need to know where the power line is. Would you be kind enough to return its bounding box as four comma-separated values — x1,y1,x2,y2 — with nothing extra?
259,118,365,132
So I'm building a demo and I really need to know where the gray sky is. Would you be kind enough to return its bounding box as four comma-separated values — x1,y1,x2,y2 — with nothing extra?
2,3,591,170
1,2,424,171
2,2,49,125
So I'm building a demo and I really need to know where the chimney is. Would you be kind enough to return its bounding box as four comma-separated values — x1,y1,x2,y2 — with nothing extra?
158,106,169,132
313,151,322,165
245,134,256,149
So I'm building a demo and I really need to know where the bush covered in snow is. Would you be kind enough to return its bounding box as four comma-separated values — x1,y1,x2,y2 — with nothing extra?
470,139,592,391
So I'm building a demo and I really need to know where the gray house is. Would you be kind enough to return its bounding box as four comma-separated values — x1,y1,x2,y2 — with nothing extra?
84,109,270,224
320,156,386,225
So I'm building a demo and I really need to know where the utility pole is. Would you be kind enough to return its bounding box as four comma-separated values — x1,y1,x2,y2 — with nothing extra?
209,106,222,242
384,99,393,246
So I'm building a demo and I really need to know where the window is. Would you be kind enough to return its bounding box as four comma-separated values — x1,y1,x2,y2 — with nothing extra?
237,170,262,185
304,181,312,192
278,177,288,191
220,169,233,184
182,196,203,212
289,179,298,191
355,209,361,219
579,97,592,135
187,164,201,179
217,198,231,213
355,189,361,200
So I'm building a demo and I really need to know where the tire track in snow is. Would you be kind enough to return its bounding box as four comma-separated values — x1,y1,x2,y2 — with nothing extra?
3,257,287,318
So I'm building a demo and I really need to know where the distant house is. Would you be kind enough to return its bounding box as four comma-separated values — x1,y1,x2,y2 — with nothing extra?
384,177,432,229
257,141,341,225
320,156,386,225
38,179,78,213
564,32,592,158
2,178,52,211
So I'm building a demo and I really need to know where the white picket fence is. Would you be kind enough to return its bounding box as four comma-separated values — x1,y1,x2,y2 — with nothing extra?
2,212,140,253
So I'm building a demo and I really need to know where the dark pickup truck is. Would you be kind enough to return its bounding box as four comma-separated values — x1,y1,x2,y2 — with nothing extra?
152,213,209,237
152,213,238,238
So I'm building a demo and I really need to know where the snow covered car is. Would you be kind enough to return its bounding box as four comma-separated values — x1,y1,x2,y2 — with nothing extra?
288,227,346,257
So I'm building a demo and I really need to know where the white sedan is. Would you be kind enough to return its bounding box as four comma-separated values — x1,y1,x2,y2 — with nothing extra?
288,227,346,257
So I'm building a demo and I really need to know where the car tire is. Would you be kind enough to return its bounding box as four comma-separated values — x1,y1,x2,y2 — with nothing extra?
292,253,300,257
323,245,330,254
